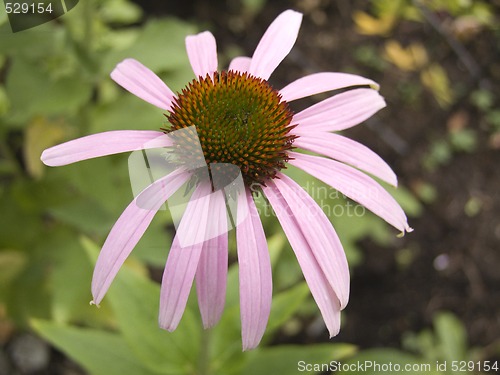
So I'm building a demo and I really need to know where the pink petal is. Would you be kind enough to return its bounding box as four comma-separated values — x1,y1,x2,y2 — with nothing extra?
185,31,218,78
228,56,251,73
195,190,228,329
266,174,349,308
91,169,190,305
279,72,379,102
159,183,217,331
41,130,172,167
289,152,412,233
237,188,272,350
248,10,302,80
262,181,342,337
293,132,397,186
110,58,175,111
292,88,386,132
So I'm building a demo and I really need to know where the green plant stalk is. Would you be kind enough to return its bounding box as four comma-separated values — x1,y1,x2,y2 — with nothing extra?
83,0,93,51
0,135,23,178
198,327,212,375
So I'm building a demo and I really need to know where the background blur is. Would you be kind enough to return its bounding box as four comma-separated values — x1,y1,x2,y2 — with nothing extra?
0,0,499,374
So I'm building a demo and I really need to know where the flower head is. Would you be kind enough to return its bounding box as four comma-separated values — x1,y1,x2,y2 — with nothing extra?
41,9,412,350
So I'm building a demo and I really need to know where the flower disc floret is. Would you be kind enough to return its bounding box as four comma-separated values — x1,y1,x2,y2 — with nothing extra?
165,71,296,186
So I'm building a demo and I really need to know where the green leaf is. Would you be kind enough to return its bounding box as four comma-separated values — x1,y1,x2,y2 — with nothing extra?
434,312,468,362
48,197,115,235
103,18,196,74
470,89,494,110
266,282,310,334
6,255,52,325
0,182,44,249
0,23,63,58
241,344,357,375
49,156,132,215
0,5,7,26
50,237,113,325
130,215,173,267
0,249,27,285
383,183,423,218
109,265,201,374
241,0,267,14
32,320,161,375
449,129,477,152
82,237,200,374
268,231,286,267
0,85,9,116
89,93,165,132
23,117,68,179
208,266,246,374
5,57,92,124
99,0,143,25
420,64,454,108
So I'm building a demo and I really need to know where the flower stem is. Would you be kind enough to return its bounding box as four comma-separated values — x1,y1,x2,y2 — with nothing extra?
198,328,211,375
0,136,22,178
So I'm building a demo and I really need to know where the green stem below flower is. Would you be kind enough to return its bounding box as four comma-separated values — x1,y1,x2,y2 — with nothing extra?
198,327,211,375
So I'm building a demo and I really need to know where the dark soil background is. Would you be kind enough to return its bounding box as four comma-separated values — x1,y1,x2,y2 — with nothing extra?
137,0,500,358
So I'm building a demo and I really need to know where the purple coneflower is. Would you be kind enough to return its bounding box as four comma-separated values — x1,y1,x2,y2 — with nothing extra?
41,10,412,350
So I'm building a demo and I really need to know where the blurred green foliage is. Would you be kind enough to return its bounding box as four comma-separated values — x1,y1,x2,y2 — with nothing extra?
343,312,488,375
355,0,495,109
0,0,195,332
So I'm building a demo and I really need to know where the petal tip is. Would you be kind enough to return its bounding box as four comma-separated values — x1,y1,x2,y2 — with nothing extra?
158,319,177,332
241,342,258,352
282,9,303,20
387,173,398,188
397,225,414,237
110,58,136,78
186,30,214,40
328,328,340,339
40,149,51,166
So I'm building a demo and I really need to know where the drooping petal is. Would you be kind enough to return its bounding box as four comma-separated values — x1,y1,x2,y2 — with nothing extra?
228,56,251,73
159,183,217,331
248,10,302,80
237,188,272,350
289,152,412,233
292,88,386,132
265,174,349,308
111,58,175,111
41,130,172,167
262,182,342,337
195,190,228,329
185,31,218,78
293,132,397,186
279,72,379,102
91,169,190,305
159,238,203,332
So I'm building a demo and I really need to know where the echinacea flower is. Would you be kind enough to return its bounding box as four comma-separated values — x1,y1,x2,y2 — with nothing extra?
41,9,412,350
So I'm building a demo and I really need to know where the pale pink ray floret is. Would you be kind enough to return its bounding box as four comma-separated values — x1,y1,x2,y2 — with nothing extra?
41,9,412,350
